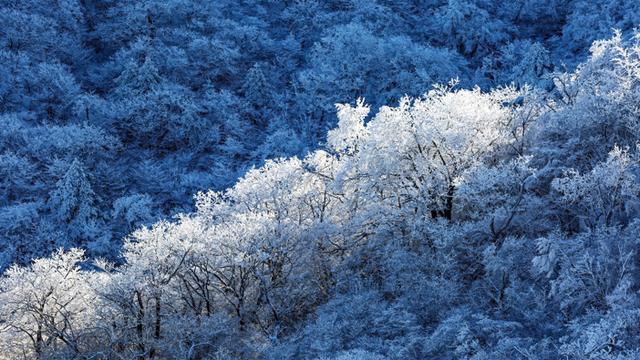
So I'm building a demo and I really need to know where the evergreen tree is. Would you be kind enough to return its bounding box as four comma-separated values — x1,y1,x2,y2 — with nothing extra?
47,159,98,243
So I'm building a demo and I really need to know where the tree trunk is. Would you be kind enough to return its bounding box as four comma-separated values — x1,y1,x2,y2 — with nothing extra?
135,291,146,360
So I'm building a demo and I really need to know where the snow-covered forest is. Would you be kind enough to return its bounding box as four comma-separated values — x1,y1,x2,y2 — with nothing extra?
1,0,640,358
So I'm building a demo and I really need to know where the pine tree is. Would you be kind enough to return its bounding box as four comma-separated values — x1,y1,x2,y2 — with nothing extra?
48,159,98,241
242,62,274,127
114,56,161,97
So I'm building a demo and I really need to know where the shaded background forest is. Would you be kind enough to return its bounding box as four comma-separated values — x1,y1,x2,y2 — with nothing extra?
2,0,637,265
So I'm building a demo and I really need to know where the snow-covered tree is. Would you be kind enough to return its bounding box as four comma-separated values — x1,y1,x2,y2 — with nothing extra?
553,146,640,230
47,159,99,244
333,84,526,221
0,249,96,358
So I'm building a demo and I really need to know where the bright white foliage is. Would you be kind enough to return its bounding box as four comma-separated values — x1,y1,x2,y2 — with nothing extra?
0,249,95,357
333,83,524,220
327,99,369,155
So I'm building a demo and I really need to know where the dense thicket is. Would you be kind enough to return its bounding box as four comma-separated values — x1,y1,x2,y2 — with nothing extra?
2,0,638,266
1,1,640,359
